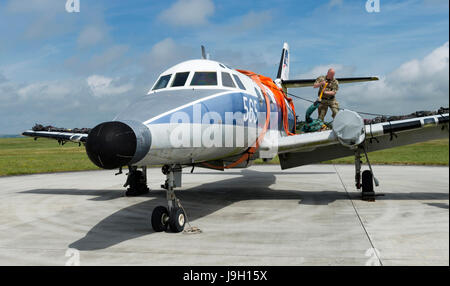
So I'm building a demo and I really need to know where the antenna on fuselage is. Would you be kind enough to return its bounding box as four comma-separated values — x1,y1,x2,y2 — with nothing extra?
201,45,207,59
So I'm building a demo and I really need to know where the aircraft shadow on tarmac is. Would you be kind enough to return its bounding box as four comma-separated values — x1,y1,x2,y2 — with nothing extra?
22,169,449,251
425,203,449,209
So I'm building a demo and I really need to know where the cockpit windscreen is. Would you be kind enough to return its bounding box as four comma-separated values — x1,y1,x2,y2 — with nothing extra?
190,72,217,86
152,74,172,90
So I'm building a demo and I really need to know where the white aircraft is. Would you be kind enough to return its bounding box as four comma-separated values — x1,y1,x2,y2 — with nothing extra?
23,43,449,233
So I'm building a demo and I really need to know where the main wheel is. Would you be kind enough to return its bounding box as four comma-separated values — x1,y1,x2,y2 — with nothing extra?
151,206,169,232
169,208,186,233
362,170,374,193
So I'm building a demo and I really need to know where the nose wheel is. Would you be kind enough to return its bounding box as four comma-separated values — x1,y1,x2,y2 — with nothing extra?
169,206,186,233
151,206,169,232
151,204,186,233
151,164,187,233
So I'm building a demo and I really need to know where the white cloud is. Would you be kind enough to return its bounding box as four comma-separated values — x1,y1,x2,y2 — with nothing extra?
63,45,130,76
5,0,58,13
4,0,76,40
328,0,343,9
218,10,273,36
143,38,196,71
0,77,21,108
238,10,273,31
77,26,108,48
91,45,129,66
86,75,133,97
3,0,112,44
297,64,356,78
146,38,179,65
0,75,138,134
17,81,71,100
158,0,214,27
0,73,7,84
340,42,449,114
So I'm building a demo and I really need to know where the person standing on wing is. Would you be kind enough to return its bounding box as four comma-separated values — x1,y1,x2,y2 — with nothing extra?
313,68,339,121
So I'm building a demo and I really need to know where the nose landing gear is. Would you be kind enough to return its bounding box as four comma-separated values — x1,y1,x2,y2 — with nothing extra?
151,164,186,233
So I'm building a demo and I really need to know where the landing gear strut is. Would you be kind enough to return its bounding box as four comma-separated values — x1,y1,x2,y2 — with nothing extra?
124,166,150,196
354,147,379,201
151,164,186,233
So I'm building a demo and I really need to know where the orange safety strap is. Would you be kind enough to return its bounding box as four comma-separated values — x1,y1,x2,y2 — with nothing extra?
201,70,271,170
246,71,296,136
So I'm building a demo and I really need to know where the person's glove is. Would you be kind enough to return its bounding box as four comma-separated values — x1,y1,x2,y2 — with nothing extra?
314,100,321,106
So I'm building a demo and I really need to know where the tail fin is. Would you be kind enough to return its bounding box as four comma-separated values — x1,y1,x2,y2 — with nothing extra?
276,42,289,81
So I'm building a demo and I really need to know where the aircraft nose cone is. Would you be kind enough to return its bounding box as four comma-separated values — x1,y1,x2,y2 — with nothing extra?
86,121,137,169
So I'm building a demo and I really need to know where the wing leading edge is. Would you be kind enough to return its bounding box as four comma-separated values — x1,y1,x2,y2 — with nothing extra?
22,130,88,144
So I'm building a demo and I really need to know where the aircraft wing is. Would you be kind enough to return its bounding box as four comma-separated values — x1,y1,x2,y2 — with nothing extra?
264,113,449,170
282,77,379,88
22,130,88,144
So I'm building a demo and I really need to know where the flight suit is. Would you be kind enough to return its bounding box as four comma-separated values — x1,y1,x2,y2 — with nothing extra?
315,75,339,121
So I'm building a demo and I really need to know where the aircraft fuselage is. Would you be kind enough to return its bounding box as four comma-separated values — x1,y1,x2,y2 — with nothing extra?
85,59,295,169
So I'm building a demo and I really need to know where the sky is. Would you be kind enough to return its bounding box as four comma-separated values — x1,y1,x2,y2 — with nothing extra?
0,0,448,134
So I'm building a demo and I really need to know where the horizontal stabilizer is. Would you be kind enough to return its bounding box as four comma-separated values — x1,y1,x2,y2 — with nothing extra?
282,77,379,88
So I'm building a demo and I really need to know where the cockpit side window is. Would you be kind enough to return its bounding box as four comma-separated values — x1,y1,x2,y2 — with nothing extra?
233,74,246,90
221,72,235,88
171,72,190,87
191,72,217,86
152,74,172,90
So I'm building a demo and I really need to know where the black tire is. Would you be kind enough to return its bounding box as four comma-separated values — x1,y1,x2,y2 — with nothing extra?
169,208,186,233
151,206,169,232
362,170,374,193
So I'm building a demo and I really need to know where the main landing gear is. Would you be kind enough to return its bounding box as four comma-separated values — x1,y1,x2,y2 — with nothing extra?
124,166,150,196
151,164,187,233
354,147,380,201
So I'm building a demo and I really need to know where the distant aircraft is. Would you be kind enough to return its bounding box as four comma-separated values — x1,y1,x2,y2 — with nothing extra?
23,43,449,233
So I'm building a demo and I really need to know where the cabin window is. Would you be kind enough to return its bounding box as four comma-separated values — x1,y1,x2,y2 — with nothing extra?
152,74,172,90
233,74,246,90
171,72,190,87
221,72,235,88
191,72,217,86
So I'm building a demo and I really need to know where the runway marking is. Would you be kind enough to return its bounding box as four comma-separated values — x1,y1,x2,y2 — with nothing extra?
333,164,383,266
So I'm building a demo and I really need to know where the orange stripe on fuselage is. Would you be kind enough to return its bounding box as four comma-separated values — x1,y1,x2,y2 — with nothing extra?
237,69,296,136
201,70,272,170
201,69,296,170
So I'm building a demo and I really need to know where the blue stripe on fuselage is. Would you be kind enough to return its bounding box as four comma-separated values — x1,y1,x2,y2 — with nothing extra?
150,92,285,129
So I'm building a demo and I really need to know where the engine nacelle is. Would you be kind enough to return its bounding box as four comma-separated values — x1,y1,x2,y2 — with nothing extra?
332,110,365,147
86,120,151,169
